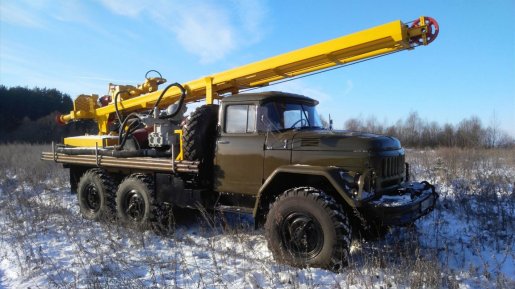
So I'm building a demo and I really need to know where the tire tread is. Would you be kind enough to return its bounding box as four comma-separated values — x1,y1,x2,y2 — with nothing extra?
265,187,351,270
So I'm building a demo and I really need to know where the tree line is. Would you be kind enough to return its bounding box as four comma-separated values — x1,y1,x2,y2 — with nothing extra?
0,86,96,143
1,85,513,148
342,112,514,149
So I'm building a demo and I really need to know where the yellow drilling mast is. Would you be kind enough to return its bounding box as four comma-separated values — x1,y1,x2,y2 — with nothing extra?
58,16,438,136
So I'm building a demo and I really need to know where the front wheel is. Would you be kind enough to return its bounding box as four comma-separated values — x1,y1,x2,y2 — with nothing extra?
264,187,351,270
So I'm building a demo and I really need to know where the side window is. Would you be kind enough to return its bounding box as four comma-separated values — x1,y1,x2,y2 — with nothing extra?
225,105,257,133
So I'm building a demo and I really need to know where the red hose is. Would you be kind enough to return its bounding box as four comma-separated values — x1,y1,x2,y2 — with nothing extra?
55,114,66,125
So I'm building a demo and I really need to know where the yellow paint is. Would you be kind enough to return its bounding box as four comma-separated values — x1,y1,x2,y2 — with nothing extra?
64,135,119,147
205,77,214,105
174,129,183,160
58,16,437,152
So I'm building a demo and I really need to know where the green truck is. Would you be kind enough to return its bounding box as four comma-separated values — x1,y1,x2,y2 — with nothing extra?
42,16,440,270
44,91,438,270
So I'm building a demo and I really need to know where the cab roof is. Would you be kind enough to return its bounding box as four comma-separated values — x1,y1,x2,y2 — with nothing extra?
221,91,318,105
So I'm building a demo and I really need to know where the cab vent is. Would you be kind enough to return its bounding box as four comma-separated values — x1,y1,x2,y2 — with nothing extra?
300,137,320,147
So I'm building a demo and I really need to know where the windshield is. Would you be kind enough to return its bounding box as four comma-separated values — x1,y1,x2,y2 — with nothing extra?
258,101,323,132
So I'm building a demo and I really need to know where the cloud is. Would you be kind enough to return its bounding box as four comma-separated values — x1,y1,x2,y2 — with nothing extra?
0,40,104,96
231,0,267,44
0,1,46,28
0,0,110,36
171,4,235,63
97,0,148,18
342,79,354,97
2,0,268,63
97,0,267,63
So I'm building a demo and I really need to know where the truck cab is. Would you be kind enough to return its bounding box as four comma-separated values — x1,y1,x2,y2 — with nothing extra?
213,91,437,226
215,92,322,194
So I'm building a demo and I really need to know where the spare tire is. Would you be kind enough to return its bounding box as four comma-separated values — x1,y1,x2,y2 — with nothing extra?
182,104,219,184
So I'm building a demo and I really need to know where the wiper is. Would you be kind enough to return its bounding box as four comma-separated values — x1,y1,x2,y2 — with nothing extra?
277,127,296,132
297,125,323,130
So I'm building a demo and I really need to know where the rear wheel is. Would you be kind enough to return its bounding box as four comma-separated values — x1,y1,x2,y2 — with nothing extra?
77,169,116,221
116,174,156,228
264,187,351,270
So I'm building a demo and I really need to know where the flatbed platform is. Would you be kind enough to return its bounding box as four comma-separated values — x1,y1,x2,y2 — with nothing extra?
41,152,199,173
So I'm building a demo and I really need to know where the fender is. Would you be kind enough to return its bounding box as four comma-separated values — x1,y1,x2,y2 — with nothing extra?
253,165,368,221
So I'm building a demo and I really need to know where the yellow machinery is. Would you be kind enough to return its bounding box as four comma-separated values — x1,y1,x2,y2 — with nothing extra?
57,16,439,149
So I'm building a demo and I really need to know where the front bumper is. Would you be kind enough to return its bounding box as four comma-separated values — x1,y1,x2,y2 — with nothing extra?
363,181,438,226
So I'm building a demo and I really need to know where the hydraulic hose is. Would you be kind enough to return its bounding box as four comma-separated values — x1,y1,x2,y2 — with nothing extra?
114,90,129,123
117,112,142,150
145,69,163,80
118,118,142,150
154,83,187,119
114,79,186,151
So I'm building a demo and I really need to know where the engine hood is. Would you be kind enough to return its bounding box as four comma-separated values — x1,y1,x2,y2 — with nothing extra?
289,130,401,152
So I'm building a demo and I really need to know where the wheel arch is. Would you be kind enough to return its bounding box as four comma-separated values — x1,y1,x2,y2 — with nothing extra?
253,165,356,228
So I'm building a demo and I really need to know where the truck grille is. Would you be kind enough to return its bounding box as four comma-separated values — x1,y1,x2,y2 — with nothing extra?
381,155,405,177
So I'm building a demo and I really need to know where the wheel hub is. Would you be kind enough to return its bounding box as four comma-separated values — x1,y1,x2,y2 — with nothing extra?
125,190,145,222
281,212,324,259
84,184,100,212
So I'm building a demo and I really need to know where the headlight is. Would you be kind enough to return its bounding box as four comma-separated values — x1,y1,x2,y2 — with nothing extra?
339,169,375,201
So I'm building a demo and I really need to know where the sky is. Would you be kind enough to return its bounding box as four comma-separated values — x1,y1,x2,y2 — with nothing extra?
1,0,514,136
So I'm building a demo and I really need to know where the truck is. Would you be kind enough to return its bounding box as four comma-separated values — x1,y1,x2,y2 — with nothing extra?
42,16,440,270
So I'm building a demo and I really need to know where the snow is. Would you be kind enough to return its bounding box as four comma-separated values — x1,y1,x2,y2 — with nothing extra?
370,193,414,207
0,149,514,288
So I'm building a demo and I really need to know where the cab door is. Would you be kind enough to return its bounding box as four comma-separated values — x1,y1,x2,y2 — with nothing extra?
214,104,266,194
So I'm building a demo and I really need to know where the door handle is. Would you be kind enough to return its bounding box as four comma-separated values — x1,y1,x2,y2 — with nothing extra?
217,140,230,144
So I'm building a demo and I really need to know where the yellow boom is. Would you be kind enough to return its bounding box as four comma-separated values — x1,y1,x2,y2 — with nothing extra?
59,16,439,134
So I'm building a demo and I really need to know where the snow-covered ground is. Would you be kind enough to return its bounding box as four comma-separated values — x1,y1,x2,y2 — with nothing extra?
0,145,513,288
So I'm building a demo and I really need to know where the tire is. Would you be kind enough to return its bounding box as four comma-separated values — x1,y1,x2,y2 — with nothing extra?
264,187,352,270
77,168,117,221
116,174,157,228
182,104,219,161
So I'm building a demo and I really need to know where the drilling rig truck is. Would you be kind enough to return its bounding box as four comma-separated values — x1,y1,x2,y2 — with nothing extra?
42,16,440,270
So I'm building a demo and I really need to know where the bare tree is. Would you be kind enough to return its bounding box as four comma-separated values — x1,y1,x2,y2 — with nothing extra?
485,111,501,148
343,112,513,149
344,118,363,131
456,117,484,148
438,123,456,147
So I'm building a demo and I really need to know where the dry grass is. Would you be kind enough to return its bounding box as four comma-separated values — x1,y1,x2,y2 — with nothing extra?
0,144,513,288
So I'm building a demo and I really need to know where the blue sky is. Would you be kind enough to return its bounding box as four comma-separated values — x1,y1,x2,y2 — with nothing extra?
1,0,514,135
